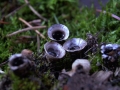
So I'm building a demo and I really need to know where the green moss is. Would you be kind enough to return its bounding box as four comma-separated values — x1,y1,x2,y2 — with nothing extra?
10,73,40,90
1,0,120,89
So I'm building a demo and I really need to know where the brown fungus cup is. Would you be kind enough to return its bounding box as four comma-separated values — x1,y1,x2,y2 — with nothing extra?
63,38,87,60
21,49,34,60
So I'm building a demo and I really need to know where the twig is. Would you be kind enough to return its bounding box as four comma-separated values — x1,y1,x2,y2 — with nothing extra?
24,0,47,21
19,17,44,53
19,17,46,39
96,9,120,21
0,60,8,67
6,26,46,37
0,21,9,24
37,35,40,53
114,67,120,76
5,4,28,18
28,19,41,24
1,6,7,14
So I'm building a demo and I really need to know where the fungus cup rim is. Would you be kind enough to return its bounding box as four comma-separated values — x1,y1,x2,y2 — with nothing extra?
63,38,87,52
44,41,66,59
47,24,69,41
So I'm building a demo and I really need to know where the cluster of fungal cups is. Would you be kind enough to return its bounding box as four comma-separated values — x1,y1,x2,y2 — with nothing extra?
7,24,120,90
44,24,91,81
100,43,120,71
44,24,88,61
7,24,89,78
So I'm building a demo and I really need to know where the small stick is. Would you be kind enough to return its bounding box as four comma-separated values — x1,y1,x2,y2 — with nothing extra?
0,21,9,24
28,19,41,24
19,17,43,53
5,4,28,18
19,17,46,39
96,9,120,21
6,26,46,37
0,60,8,67
37,35,40,53
24,0,47,21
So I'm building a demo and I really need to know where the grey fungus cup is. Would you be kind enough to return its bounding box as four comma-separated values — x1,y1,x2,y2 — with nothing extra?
8,54,34,77
63,38,87,52
44,41,66,61
47,24,69,41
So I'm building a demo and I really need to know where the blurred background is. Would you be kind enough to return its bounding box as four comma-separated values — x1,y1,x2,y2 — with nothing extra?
79,0,109,9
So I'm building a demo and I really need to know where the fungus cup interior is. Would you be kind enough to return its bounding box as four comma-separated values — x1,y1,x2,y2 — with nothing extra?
52,30,65,40
48,24,69,41
72,59,91,74
11,57,24,66
63,38,87,52
44,42,65,58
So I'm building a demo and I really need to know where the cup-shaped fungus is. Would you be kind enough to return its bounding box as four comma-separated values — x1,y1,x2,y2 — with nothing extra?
47,24,69,41
62,59,91,77
72,59,91,73
44,41,66,62
100,44,120,71
63,38,87,59
8,54,33,77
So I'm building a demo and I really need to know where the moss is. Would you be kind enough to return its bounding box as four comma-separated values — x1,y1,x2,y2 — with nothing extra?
1,0,120,89
10,73,40,90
